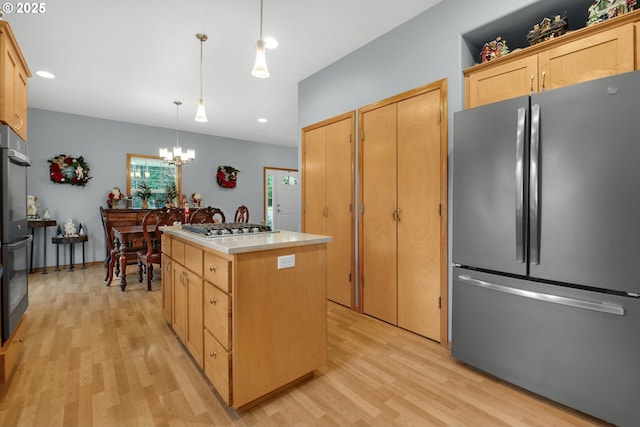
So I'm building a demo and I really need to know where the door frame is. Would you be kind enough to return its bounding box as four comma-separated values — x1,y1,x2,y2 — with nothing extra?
263,167,300,231
357,79,449,347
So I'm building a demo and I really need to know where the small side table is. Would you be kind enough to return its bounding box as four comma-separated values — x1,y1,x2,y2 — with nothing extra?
28,219,57,274
52,234,88,271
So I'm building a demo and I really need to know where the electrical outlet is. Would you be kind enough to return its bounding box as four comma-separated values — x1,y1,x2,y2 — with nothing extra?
277,255,295,269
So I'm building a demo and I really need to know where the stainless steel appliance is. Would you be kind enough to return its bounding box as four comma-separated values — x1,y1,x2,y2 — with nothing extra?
452,71,640,427
181,222,274,237
1,125,31,343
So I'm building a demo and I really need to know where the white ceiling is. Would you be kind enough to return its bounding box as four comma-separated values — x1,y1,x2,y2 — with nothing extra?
7,0,441,147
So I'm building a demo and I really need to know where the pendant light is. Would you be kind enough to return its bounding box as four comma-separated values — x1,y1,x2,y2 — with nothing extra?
195,33,208,122
160,101,195,166
251,0,270,78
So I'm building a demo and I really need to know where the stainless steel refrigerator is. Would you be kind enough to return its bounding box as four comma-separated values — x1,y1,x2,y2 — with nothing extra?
452,71,640,427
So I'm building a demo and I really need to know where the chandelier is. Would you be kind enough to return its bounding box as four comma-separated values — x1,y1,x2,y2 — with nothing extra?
159,101,195,166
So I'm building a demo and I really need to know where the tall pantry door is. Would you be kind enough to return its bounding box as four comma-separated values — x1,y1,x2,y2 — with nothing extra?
302,113,354,307
397,90,441,340
325,118,353,307
361,103,397,324
303,126,327,237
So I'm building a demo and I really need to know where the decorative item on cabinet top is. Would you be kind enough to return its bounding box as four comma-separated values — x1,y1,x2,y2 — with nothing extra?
587,0,636,26
106,187,125,209
527,13,568,45
480,36,509,63
48,154,91,186
217,165,239,189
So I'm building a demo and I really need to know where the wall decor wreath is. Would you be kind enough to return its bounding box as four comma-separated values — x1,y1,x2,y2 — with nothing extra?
217,165,239,189
48,154,92,186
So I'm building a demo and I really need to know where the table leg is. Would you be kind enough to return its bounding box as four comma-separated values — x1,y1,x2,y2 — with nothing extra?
68,243,74,271
30,227,35,273
82,242,86,269
42,227,49,274
55,243,60,272
119,251,128,292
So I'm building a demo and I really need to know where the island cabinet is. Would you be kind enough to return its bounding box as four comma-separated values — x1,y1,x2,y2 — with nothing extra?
465,11,640,109
170,238,204,367
162,228,330,411
0,20,30,141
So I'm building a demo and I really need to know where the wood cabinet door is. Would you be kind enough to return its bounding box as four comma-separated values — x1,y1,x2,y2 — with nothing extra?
396,90,441,341
361,103,397,324
185,269,203,367
466,55,537,108
161,257,172,323
302,125,327,235
636,22,640,70
538,23,634,92
172,263,188,343
325,117,353,307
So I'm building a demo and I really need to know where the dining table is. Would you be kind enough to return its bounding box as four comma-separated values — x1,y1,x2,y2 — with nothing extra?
105,224,153,291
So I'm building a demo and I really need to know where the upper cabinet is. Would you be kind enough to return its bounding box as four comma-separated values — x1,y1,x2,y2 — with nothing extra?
465,11,640,109
0,21,30,141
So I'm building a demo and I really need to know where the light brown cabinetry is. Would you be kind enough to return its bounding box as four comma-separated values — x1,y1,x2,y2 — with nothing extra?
0,315,26,383
164,231,327,410
171,239,203,367
0,21,30,141
302,112,354,308
465,14,639,109
359,81,447,342
161,235,173,323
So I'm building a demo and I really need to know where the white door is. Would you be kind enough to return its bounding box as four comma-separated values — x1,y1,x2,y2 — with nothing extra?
272,170,300,231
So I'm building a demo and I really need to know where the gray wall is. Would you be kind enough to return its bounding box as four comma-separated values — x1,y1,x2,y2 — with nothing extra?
26,108,297,269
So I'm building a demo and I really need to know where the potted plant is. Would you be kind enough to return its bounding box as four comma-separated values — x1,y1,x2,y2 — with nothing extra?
164,181,178,207
136,181,153,208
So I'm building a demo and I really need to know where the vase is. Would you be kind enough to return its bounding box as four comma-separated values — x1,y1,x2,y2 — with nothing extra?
142,199,149,209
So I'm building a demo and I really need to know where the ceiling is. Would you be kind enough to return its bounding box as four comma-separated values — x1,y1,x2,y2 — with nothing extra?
7,0,441,147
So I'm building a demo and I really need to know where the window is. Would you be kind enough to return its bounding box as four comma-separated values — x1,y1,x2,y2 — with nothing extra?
126,154,181,209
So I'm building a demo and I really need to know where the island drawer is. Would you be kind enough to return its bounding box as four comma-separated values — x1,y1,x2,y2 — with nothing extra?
204,252,231,291
204,281,231,350
161,235,171,256
172,239,185,265
204,330,231,405
184,243,203,275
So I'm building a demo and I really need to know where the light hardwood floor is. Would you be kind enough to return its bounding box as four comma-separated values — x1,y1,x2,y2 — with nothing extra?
0,265,610,426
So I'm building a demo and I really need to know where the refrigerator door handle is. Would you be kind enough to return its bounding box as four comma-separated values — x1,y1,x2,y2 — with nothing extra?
458,275,624,316
515,107,526,263
530,103,541,264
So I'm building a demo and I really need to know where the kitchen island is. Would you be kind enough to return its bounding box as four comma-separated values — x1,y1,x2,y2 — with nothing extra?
160,226,331,411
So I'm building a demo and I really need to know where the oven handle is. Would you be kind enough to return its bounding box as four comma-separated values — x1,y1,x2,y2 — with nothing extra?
8,149,31,167
5,235,33,250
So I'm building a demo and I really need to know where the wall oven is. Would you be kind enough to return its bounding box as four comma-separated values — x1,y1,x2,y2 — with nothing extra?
1,125,31,343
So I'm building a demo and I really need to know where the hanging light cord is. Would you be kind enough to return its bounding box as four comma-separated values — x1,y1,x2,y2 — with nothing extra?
259,0,264,39
199,38,204,99
175,101,181,148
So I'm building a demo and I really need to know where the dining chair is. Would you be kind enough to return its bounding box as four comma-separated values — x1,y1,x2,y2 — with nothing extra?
234,205,249,223
137,207,183,291
189,206,226,223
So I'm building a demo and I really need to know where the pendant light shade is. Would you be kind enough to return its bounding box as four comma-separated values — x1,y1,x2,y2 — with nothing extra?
252,39,269,78
195,98,207,122
195,33,208,122
251,0,270,78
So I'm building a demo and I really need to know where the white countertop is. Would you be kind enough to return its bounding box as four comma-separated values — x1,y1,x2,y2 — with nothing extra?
162,226,332,254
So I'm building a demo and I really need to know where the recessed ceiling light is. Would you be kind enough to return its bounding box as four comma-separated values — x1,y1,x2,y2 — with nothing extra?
264,37,278,49
258,118,268,123
35,70,55,79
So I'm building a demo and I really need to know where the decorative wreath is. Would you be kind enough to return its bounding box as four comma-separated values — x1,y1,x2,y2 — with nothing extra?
48,154,92,186
217,165,239,189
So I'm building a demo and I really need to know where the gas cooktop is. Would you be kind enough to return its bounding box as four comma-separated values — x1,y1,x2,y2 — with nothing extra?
181,222,275,237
